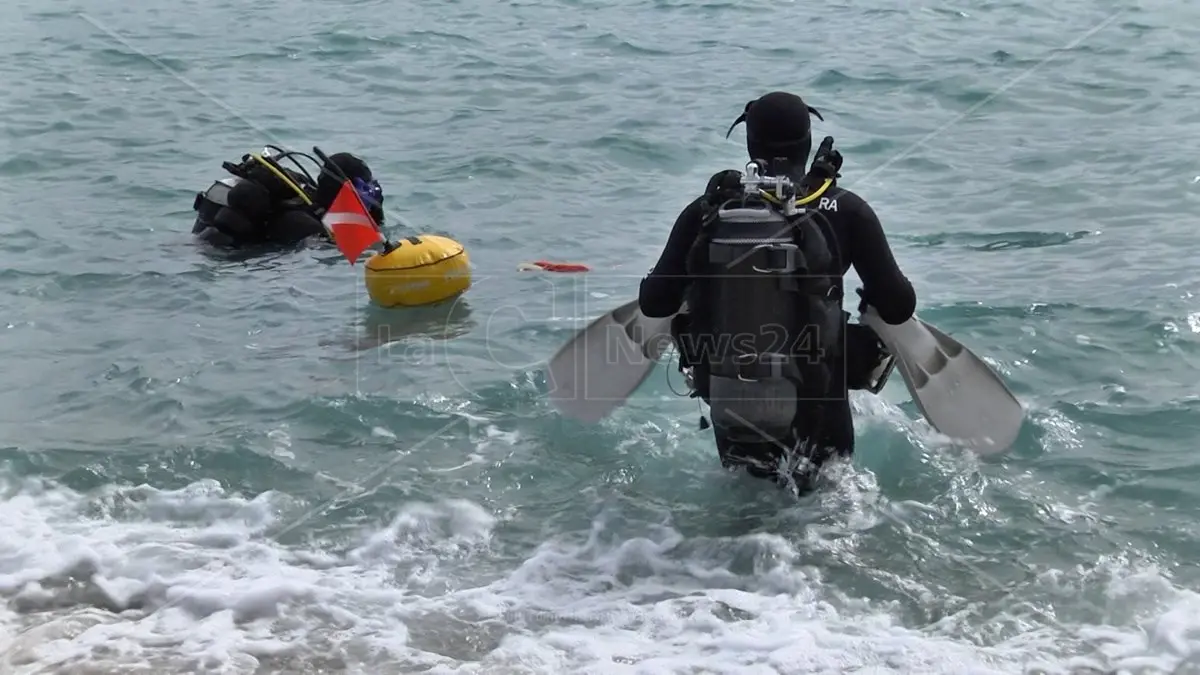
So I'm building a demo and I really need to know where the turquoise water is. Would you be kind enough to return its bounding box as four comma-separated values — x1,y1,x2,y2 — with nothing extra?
3,0,1200,672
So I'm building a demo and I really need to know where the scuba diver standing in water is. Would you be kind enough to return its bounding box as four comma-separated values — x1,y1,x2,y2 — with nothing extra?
638,91,918,491
192,145,386,249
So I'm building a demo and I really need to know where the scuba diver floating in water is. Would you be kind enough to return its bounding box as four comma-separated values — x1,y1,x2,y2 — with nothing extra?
638,91,917,491
192,145,386,249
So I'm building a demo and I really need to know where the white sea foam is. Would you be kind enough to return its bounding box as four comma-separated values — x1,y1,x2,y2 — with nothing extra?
1,461,1196,675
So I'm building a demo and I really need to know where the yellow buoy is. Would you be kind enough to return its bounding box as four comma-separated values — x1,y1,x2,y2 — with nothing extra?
363,234,471,307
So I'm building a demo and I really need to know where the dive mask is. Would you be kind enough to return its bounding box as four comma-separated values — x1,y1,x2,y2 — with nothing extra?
352,176,384,210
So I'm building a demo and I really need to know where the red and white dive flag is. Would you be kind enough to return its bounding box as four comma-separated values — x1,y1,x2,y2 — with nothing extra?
322,180,383,265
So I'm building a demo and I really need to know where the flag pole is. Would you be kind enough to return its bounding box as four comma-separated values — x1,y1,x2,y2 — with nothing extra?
312,146,396,254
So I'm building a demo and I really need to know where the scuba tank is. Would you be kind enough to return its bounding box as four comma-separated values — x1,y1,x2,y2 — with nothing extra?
693,160,844,439
191,146,322,239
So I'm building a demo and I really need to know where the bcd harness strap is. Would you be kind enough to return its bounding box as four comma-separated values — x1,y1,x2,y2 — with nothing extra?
704,231,843,383
706,232,843,298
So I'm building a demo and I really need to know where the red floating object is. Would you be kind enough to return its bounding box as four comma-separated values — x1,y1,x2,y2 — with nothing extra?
518,260,591,273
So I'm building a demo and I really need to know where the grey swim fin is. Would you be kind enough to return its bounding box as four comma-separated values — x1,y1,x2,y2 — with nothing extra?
545,299,680,423
858,307,1024,454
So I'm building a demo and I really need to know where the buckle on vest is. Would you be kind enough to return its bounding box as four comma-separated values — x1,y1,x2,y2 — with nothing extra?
732,352,792,382
733,353,758,382
750,243,800,274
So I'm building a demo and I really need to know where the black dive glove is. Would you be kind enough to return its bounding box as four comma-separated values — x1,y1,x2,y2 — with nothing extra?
809,136,842,181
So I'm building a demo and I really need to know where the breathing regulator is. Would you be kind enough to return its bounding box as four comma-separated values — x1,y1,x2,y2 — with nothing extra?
738,160,805,216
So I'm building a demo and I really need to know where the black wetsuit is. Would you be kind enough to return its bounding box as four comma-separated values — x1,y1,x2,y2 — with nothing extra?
192,195,329,247
192,152,383,249
639,182,916,483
